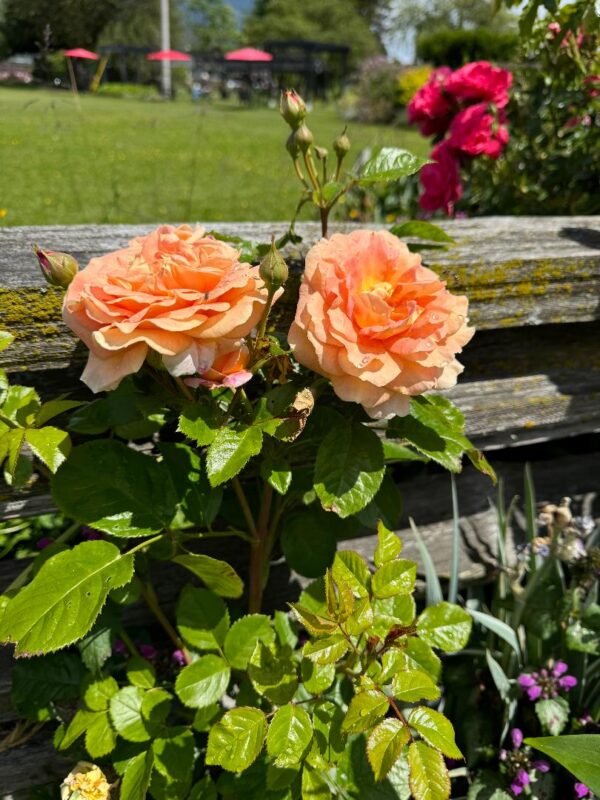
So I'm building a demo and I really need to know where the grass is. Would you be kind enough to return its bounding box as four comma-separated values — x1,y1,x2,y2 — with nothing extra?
0,87,428,227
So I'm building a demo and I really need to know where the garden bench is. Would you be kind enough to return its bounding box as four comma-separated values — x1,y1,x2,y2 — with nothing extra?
1,216,599,796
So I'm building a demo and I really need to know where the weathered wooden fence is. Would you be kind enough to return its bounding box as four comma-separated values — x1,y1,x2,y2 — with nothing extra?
1,217,599,795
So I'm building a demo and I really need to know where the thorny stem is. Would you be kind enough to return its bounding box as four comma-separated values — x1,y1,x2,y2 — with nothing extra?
139,581,192,665
248,482,274,614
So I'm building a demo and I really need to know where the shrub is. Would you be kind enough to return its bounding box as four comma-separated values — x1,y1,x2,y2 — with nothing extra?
355,56,404,124
417,27,518,69
96,81,160,101
396,65,433,107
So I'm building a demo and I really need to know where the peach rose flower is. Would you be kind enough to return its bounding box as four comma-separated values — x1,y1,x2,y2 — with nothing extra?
288,230,473,419
63,225,277,393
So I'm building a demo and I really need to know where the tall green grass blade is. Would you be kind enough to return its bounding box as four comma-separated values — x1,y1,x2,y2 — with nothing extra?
468,607,521,662
409,517,443,607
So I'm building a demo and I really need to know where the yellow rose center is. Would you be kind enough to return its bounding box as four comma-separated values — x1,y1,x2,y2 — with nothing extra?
365,281,393,300
68,768,110,800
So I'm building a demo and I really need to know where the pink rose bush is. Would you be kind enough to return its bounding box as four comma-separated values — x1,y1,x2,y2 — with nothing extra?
408,60,512,214
288,229,473,419
63,225,277,392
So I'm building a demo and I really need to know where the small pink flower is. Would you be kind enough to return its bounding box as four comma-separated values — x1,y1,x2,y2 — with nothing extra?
171,649,187,667
575,783,592,799
559,675,578,690
511,728,523,749
138,644,157,661
548,21,562,37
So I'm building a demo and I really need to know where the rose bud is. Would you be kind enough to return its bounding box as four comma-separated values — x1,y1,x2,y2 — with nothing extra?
33,245,78,288
292,123,314,154
314,146,328,161
280,89,307,128
259,239,289,292
333,129,351,158
286,131,300,159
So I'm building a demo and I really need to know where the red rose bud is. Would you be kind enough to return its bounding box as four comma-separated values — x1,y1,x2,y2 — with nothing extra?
280,89,307,128
292,123,314,154
259,239,288,292
33,245,78,288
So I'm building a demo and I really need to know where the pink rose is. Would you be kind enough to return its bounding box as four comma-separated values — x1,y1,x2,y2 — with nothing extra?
448,103,509,158
408,67,454,136
419,141,463,215
288,230,473,419
445,61,512,108
63,225,277,393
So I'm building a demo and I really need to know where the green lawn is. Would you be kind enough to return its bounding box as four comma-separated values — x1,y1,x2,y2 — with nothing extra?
0,87,427,227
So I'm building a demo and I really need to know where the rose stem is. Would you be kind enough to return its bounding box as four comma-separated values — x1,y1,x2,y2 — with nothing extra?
248,482,273,614
138,581,192,665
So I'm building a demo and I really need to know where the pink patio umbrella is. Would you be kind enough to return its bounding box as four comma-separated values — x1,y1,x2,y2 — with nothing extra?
224,47,273,62
146,49,192,62
63,48,100,103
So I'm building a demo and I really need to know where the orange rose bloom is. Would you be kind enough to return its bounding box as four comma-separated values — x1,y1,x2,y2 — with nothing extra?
288,230,474,419
63,225,276,393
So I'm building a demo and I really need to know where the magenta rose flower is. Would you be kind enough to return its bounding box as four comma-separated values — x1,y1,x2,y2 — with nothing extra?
408,67,454,136
445,61,512,108
418,141,463,215
448,103,509,159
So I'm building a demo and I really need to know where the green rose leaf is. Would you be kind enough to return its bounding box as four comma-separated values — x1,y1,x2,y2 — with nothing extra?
311,700,346,766
535,697,570,736
342,689,389,735
24,426,71,472
110,686,152,742
372,595,416,639
35,399,84,427
85,709,117,758
281,510,338,578
175,654,230,709
11,652,86,721
126,657,156,689
141,688,172,727
290,604,338,637
83,675,120,711
303,634,349,665
120,749,154,800
524,735,600,796
267,704,313,767
206,426,263,486
178,401,220,446
301,659,335,695
173,553,243,599
159,442,222,528
372,559,417,599
52,440,177,537
417,602,472,653
152,729,195,783
358,147,430,185
314,419,385,518
248,641,298,705
0,330,15,352
390,221,454,244
392,670,441,703
374,521,403,567
205,707,267,773
260,456,293,495
176,586,229,651
408,707,462,759
0,540,134,655
407,740,450,800
223,614,275,670
367,718,411,782
392,638,442,681
332,550,371,598
2,385,40,425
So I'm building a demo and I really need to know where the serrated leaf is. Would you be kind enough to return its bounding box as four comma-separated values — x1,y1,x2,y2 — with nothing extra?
85,709,117,758
301,764,331,798
407,741,450,800
175,655,230,709
178,402,219,446
223,614,274,669
206,426,263,486
260,456,292,495
58,708,94,750
358,147,430,185
535,696,569,736
342,689,389,735
408,707,462,759
52,440,177,537
290,604,338,636
281,511,338,578
390,221,454,244
176,586,229,651
0,540,134,655
373,595,416,639
173,553,243,599
2,385,40,425
374,522,402,567
332,550,371,598
205,707,267,772
417,602,472,653
311,700,346,767
524,735,600,795
301,659,335,695
303,635,349,665
372,560,416,599
314,420,384,518
153,729,195,782
248,641,298,705
126,657,156,689
267,704,313,767
141,688,172,726
110,686,152,742
120,749,154,800
274,610,298,649
367,718,411,781
35,399,83,427
11,652,85,721
392,638,442,681
25,426,71,472
83,675,119,711
392,670,441,703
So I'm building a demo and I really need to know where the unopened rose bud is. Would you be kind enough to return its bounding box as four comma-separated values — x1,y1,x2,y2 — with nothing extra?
333,130,351,158
33,245,78,288
314,146,328,161
286,131,300,159
61,762,110,800
293,123,314,154
280,89,307,128
259,239,288,292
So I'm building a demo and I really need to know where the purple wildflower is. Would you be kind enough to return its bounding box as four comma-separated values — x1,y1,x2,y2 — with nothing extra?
171,649,187,667
112,638,128,656
518,660,577,700
511,728,523,748
502,728,552,798
575,783,593,799
36,536,53,550
138,643,157,661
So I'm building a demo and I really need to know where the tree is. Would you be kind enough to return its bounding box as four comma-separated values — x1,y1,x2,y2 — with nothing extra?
391,0,515,37
243,0,382,65
183,0,240,53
